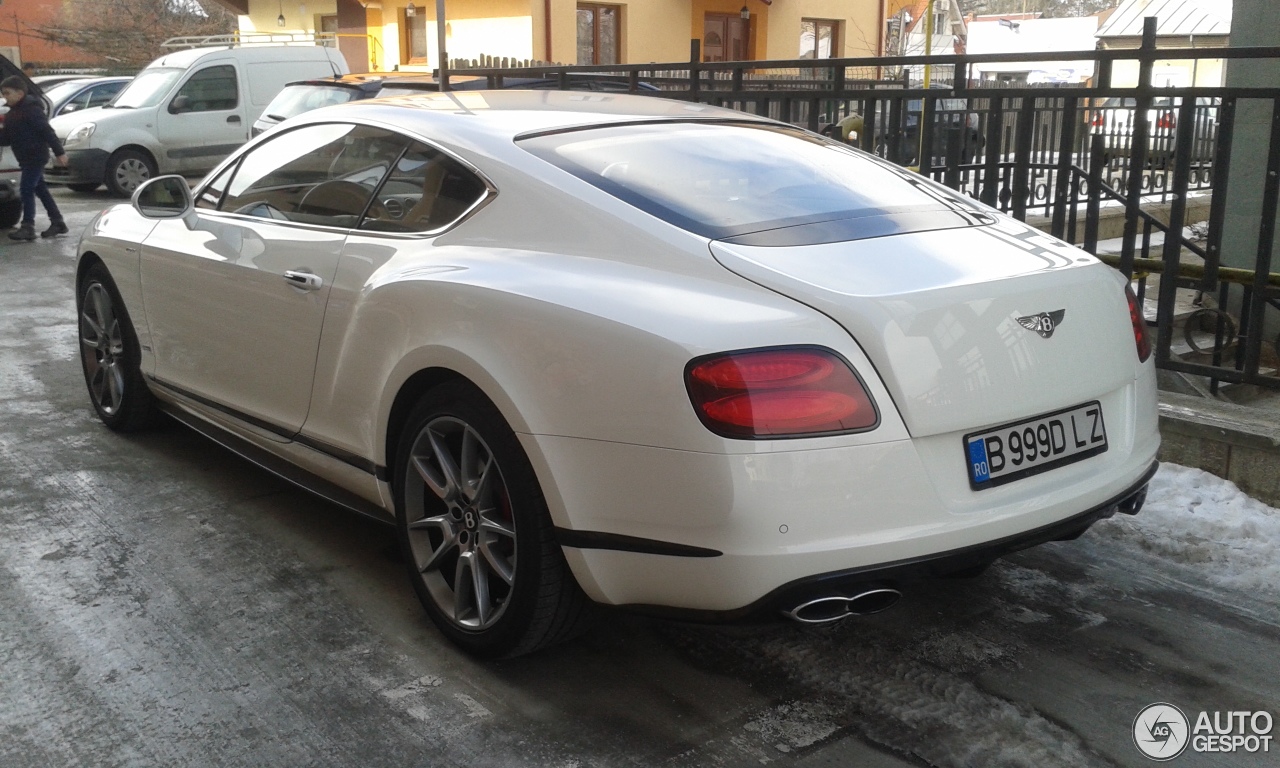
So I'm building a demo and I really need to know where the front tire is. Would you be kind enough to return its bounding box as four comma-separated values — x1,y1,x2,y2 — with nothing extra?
394,381,590,658
105,149,156,198
77,262,159,431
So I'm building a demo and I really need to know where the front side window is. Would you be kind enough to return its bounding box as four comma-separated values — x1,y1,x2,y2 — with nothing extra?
577,4,619,65
217,123,409,227
170,65,238,114
521,122,984,243
88,82,125,107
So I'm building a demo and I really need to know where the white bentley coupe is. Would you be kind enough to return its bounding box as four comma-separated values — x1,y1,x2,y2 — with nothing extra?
75,90,1159,657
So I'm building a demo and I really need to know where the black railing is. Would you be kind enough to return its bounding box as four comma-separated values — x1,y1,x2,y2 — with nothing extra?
460,30,1280,391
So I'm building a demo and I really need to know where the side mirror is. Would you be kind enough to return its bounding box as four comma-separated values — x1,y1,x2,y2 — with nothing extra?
169,95,191,114
132,175,195,225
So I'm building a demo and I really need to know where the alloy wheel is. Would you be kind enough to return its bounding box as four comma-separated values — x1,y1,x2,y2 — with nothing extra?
80,282,126,416
403,416,517,631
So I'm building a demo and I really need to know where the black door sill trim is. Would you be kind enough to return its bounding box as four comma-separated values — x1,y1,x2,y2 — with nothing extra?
154,402,393,525
147,376,388,479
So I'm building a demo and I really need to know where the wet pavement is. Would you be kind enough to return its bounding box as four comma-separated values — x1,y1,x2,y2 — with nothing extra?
2,190,1278,768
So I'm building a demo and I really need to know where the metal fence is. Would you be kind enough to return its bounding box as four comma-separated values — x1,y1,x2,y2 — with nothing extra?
458,28,1280,392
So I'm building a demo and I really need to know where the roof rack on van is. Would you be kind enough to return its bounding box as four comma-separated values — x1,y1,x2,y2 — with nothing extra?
161,32,337,49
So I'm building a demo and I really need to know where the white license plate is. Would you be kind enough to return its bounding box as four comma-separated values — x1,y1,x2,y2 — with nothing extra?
964,402,1107,490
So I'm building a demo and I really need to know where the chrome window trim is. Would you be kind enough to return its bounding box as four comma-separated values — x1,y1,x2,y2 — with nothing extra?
189,118,498,239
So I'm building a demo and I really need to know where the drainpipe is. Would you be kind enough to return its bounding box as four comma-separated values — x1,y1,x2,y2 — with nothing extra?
877,0,886,56
436,0,448,90
545,0,553,62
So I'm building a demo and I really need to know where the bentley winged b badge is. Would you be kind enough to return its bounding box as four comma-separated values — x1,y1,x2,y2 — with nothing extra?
1017,309,1066,339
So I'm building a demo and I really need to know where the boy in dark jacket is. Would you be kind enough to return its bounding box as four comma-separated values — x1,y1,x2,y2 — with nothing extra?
0,75,69,240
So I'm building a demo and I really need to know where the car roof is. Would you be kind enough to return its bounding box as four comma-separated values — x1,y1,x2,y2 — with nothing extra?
301,89,768,145
48,75,132,87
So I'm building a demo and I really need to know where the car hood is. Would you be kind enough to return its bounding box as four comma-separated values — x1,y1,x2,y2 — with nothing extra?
710,218,1138,438
50,106,125,139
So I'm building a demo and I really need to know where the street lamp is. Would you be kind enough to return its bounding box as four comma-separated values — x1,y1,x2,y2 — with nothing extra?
277,0,285,26
406,2,416,16
739,5,749,20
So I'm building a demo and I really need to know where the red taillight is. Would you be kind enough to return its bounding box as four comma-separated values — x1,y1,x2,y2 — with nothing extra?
686,347,878,438
1126,285,1151,363
1156,111,1176,130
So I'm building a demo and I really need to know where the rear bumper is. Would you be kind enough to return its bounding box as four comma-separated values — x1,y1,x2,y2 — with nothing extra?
537,374,1161,615
698,461,1156,622
45,148,109,186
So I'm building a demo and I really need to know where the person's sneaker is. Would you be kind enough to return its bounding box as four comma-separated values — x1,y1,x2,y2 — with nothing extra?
8,224,36,241
40,221,69,238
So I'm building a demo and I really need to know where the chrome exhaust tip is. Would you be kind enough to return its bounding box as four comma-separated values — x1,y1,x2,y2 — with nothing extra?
782,587,902,624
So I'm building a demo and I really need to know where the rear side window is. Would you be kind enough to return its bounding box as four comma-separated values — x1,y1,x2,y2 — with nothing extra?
520,122,983,243
360,142,487,233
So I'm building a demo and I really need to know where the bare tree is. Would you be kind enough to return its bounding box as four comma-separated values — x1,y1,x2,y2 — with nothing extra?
958,0,1117,17
32,0,237,68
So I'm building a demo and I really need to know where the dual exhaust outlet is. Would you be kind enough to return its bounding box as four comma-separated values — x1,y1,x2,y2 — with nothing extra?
782,587,902,624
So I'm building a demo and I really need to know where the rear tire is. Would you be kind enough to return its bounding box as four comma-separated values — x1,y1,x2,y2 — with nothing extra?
394,380,591,658
77,262,160,432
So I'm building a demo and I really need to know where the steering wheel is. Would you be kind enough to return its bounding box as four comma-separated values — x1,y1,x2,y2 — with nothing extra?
297,180,375,217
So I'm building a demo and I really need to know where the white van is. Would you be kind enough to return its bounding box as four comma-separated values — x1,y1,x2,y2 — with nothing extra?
48,44,348,196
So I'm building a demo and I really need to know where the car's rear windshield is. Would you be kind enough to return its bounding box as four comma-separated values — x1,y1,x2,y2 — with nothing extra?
263,84,361,121
519,121,988,244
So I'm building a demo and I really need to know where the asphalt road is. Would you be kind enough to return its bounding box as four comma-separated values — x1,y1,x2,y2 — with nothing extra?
1,189,1277,768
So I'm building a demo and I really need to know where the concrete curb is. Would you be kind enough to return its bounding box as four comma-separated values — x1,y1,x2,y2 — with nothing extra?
1158,391,1280,506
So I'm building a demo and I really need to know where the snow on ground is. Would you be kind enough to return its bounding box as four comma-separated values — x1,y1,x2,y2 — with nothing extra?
1095,462,1280,595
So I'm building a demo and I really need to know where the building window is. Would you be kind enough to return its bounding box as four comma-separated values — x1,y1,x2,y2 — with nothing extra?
402,8,429,64
703,13,748,62
577,4,619,65
799,18,839,59
320,15,338,34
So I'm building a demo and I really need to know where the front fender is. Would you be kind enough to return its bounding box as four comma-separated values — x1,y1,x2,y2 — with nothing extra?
76,205,160,371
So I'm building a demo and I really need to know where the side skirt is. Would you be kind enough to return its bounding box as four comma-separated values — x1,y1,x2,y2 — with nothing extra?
157,400,395,526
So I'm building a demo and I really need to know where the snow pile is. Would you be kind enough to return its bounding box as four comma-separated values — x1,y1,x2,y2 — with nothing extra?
1095,463,1280,594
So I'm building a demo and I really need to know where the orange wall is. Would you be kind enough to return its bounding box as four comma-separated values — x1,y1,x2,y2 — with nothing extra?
0,0,106,67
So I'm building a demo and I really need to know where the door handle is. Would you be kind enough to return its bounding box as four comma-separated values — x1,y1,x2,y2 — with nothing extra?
283,270,323,291
227,115,241,123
